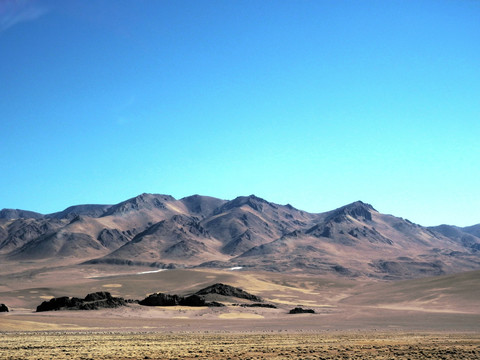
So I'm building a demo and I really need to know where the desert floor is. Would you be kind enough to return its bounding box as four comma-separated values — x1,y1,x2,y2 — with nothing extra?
1,265,479,358
1,331,480,359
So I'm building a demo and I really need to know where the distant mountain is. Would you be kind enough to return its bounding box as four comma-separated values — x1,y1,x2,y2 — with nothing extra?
46,204,111,220
1,193,479,279
463,224,480,238
230,201,480,278
0,209,44,220
429,224,480,253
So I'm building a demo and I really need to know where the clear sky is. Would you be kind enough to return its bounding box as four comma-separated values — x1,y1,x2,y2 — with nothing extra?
1,0,479,227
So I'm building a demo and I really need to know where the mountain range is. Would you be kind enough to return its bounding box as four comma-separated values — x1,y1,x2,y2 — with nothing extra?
1,193,479,279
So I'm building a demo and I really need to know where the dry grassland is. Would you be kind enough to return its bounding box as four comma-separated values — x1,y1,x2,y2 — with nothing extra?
1,332,480,360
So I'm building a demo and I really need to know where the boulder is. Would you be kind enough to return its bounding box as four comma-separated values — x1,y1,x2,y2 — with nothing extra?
288,307,315,314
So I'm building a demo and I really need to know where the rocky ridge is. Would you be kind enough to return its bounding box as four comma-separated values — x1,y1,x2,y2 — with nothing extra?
139,283,261,307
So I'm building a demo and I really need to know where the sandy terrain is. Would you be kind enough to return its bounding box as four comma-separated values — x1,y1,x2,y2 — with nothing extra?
1,266,480,331
1,266,479,358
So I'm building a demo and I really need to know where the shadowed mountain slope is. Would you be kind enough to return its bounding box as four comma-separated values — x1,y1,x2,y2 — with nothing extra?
462,224,480,238
429,224,480,253
102,214,227,266
202,195,317,256
1,194,479,279
180,195,227,218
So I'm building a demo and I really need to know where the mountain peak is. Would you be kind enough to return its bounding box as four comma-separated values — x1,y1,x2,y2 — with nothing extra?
346,200,375,211
180,195,227,217
219,194,270,213
102,193,176,216
326,201,376,223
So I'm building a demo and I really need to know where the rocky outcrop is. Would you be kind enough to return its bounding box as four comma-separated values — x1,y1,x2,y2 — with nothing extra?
0,304,9,312
137,283,262,307
138,292,224,307
179,294,206,306
237,303,277,308
326,201,374,223
36,296,82,312
138,293,180,306
194,283,262,302
36,292,126,312
288,307,315,314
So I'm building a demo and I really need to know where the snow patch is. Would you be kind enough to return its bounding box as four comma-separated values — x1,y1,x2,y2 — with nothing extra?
228,266,243,271
136,269,167,275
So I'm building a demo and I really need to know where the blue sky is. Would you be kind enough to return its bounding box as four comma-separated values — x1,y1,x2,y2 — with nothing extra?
1,0,479,226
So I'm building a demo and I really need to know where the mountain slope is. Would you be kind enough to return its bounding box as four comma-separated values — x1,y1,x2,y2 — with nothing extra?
1,193,479,279
46,204,111,220
229,202,480,278
102,214,227,266
429,224,480,252
202,195,317,256
0,218,66,254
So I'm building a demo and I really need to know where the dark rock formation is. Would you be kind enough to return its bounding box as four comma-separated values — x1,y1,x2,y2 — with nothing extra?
194,283,262,302
78,291,126,310
288,307,315,314
36,292,126,312
138,293,180,306
84,291,110,302
238,303,277,308
36,296,82,312
137,283,262,308
0,304,9,312
138,292,224,307
179,294,206,307
206,301,225,307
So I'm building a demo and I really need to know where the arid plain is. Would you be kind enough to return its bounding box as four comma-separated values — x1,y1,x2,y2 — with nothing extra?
1,264,480,359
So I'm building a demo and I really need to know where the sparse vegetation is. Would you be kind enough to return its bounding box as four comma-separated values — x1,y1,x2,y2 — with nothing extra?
1,332,479,359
